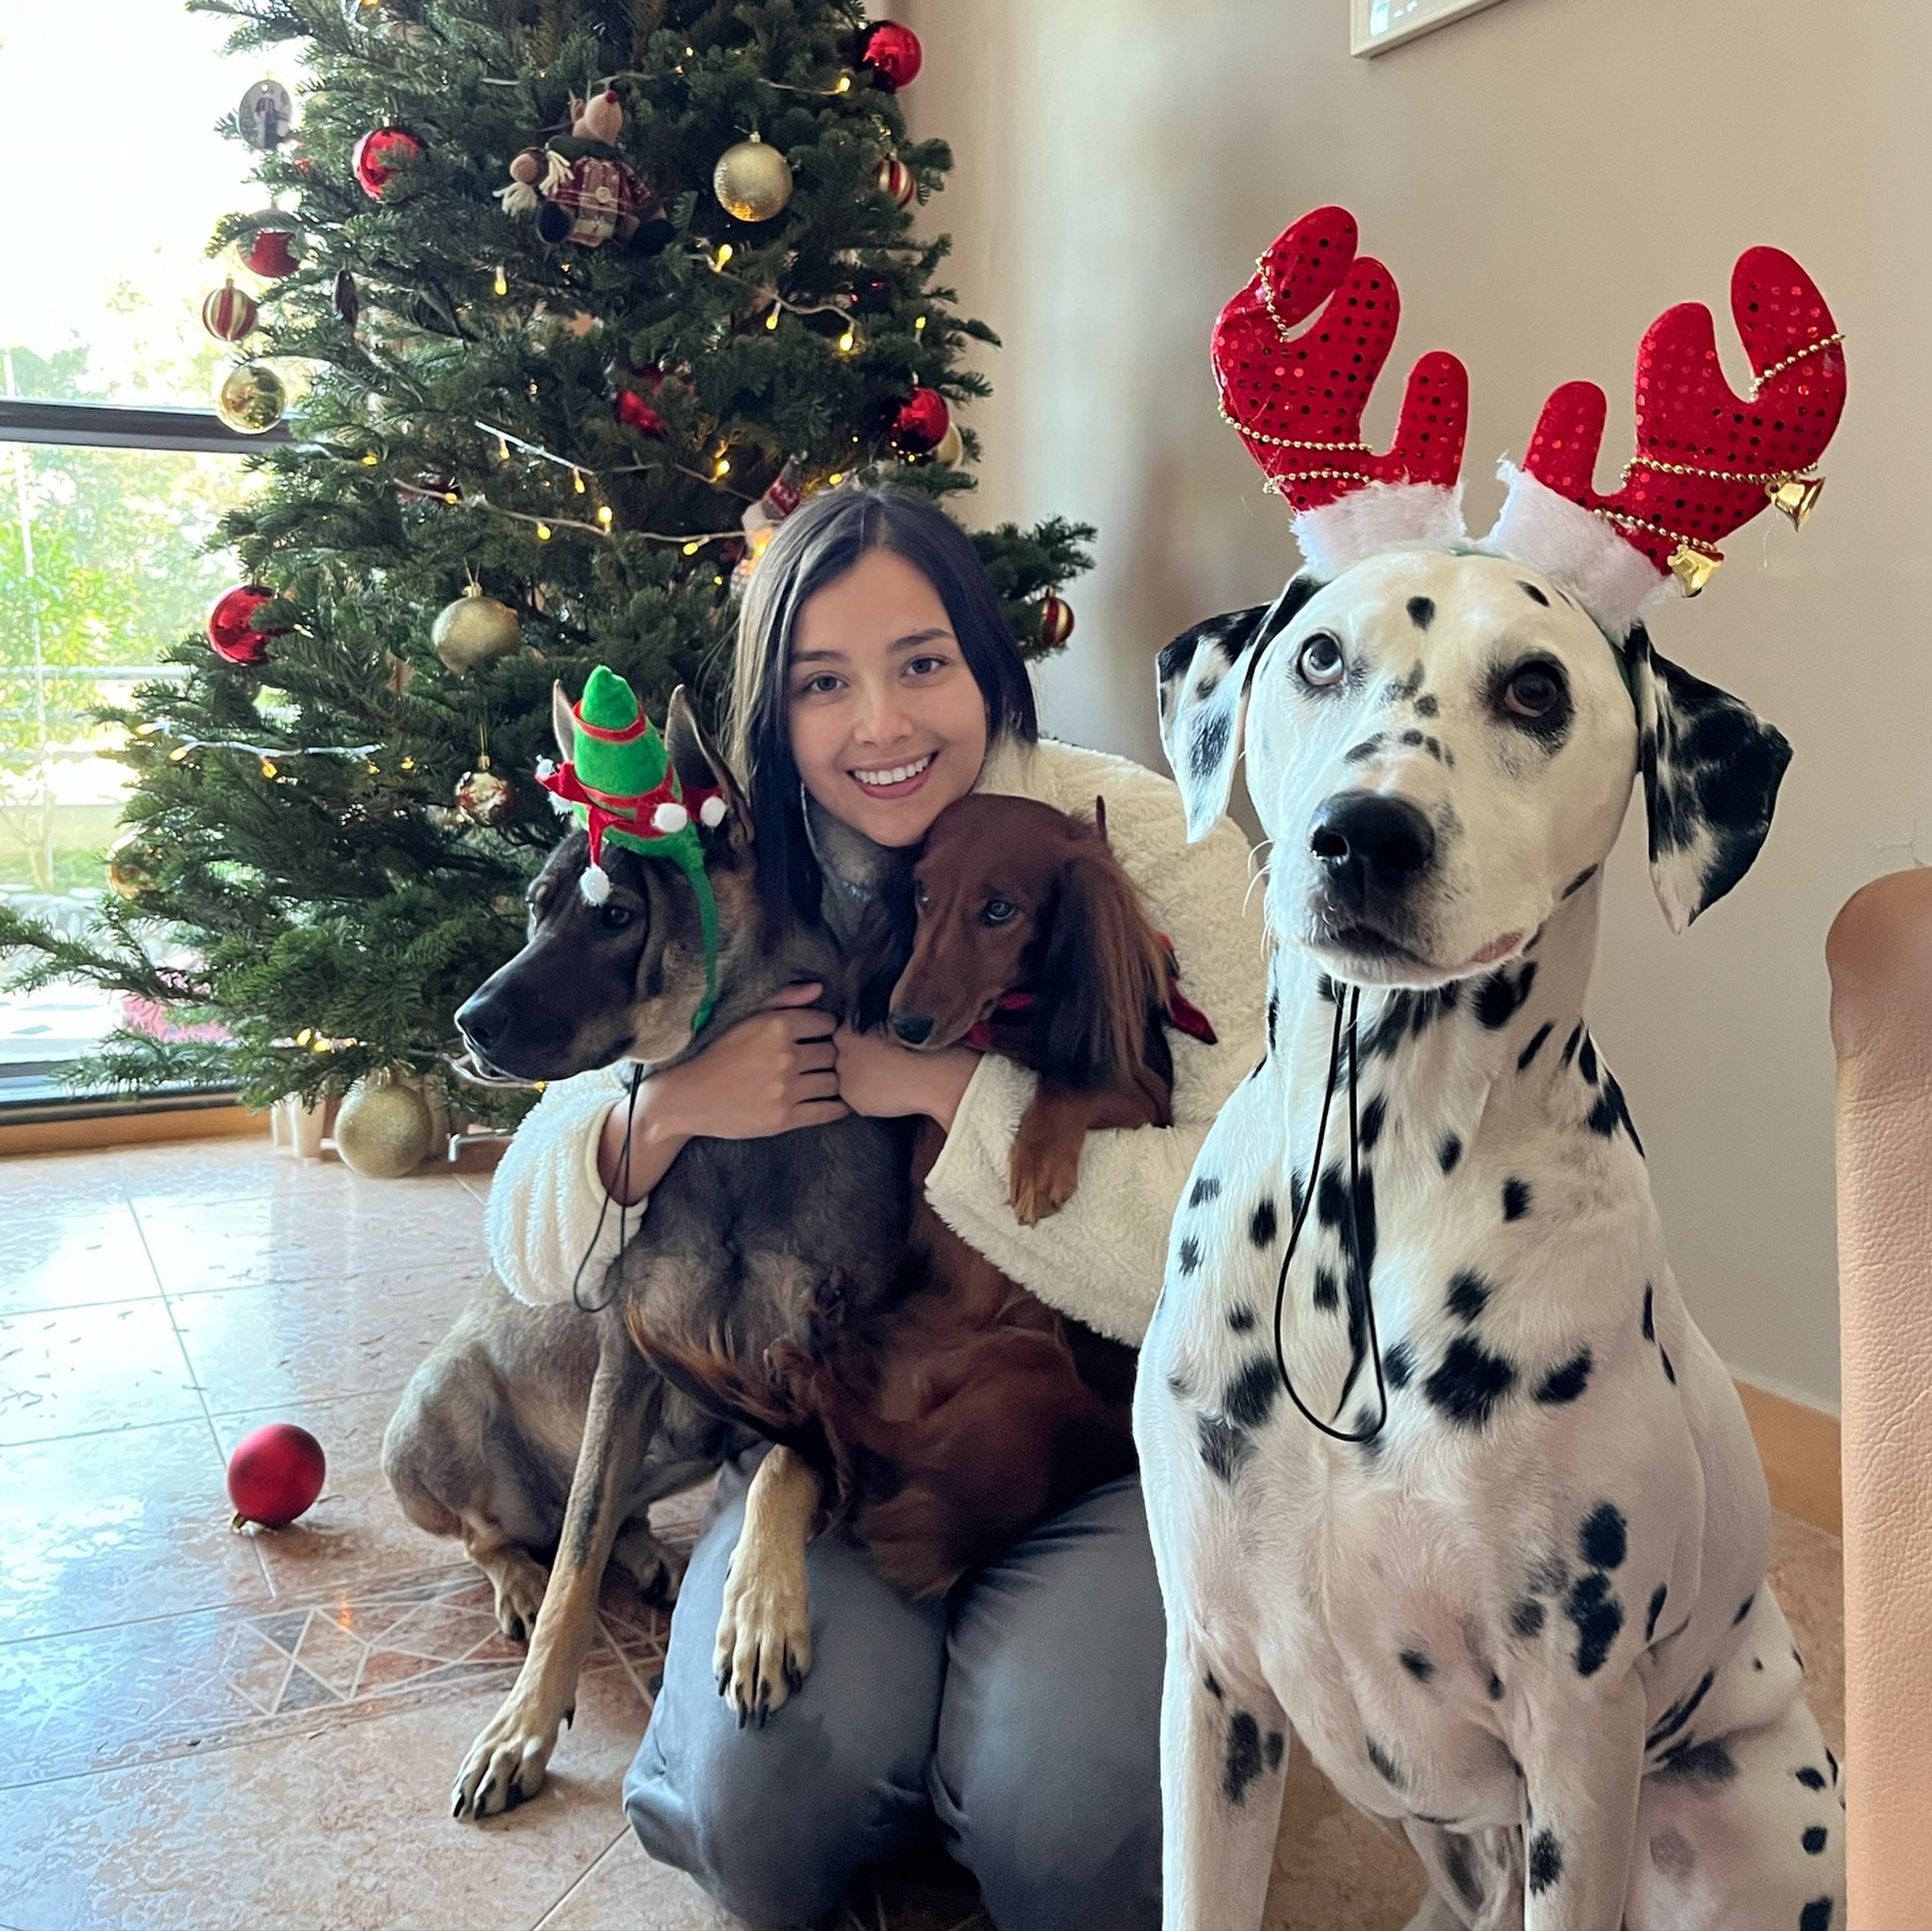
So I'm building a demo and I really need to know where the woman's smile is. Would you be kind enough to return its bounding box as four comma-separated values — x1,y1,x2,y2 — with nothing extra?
848,750,937,798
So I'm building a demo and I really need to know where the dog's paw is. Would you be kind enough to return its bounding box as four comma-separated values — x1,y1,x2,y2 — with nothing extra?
612,1524,686,1609
450,1688,568,1820
487,1549,550,1646
713,1541,812,1728
1009,1129,1083,1226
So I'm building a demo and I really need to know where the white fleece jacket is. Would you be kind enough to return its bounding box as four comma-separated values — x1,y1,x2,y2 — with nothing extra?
483,735,1266,1346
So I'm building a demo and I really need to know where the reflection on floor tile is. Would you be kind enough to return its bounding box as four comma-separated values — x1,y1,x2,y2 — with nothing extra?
0,1204,160,1317
0,1416,268,1642
0,1298,200,1446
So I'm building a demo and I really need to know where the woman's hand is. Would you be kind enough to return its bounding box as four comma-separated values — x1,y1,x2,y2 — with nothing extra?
833,1022,979,1131
597,983,844,1202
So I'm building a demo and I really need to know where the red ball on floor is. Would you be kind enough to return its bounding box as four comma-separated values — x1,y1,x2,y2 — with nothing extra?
227,1422,326,1529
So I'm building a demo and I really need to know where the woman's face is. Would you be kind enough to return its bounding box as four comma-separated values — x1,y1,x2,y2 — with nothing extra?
787,546,991,849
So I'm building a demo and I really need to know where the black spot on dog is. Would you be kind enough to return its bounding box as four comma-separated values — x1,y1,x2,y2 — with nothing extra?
1578,1034,1599,1084
1535,1349,1592,1405
1654,1739,1738,1788
1401,728,1425,748
1519,580,1551,609
1649,1827,1697,1881
1399,1648,1435,1682
1827,1746,1839,1781
1224,1711,1265,1804
1510,1598,1546,1639
1227,1303,1257,1333
1265,1730,1285,1771
1316,1167,1349,1229
1503,1178,1532,1221
1439,1134,1463,1174
1648,1669,1715,1750
1579,1503,1627,1570
1189,1175,1221,1208
1249,1198,1278,1247
1345,736,1386,765
1423,736,1447,763
1204,1670,1223,1700
1488,1672,1505,1701
1313,1265,1340,1312
1734,1592,1756,1626
1424,1336,1517,1428
1528,1555,1568,1596
1645,1583,1669,1643
1366,1737,1406,1788
1565,1572,1624,1676
1563,865,1598,899
1166,1372,1191,1400
1660,1345,1676,1385
1642,1283,1656,1342
1384,1341,1414,1390
1191,713,1231,782
1442,1837,1484,1911
1527,1828,1563,1894
1416,693,1439,718
1359,1096,1387,1151
1224,1356,1279,1431
1199,1414,1251,1483
1446,1270,1493,1323
1796,1766,1827,1791
1560,1022,1582,1068
1517,1022,1553,1071
1586,1071,1646,1155
1800,1899,1834,1931
1476,962,1537,1030
1407,595,1435,631
1355,1410,1383,1461
1177,1236,1202,1276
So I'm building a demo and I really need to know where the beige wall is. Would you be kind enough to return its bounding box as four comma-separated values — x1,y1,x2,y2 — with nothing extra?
902,0,1922,1411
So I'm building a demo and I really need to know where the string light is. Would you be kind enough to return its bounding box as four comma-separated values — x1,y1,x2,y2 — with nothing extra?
535,521,553,540
712,453,732,479
827,471,844,485
360,451,380,466
259,759,278,779
682,540,701,555
713,243,734,270
835,72,852,92
399,756,417,772
766,309,780,331
572,468,586,493
493,264,508,297
596,504,613,528
914,316,927,333
837,327,856,353
496,435,511,462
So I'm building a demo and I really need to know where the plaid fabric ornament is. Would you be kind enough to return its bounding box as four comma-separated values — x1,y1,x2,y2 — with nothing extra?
536,667,730,1031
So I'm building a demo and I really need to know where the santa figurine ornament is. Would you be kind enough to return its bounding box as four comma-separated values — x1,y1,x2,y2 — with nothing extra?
497,91,669,251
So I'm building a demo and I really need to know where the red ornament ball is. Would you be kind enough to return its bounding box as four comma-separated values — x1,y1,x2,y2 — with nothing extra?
352,125,425,199
1038,591,1076,649
206,585,285,665
874,156,917,209
241,227,298,278
200,281,258,344
613,388,666,436
887,385,950,457
858,20,923,91
226,1422,326,1529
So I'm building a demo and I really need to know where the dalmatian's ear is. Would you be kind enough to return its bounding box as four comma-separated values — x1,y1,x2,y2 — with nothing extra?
1625,623,1793,933
1156,575,1320,841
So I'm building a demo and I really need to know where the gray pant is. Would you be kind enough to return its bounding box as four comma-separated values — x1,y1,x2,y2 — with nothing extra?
623,1458,1165,1931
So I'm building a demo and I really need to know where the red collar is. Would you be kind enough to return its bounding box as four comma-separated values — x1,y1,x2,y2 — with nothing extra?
961,938,1217,1052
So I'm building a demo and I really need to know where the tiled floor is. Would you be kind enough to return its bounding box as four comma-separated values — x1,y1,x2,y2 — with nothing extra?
0,1137,1846,1931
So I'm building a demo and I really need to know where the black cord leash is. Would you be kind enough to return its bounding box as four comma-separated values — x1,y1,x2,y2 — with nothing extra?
1270,985,1391,1445
571,1062,646,1314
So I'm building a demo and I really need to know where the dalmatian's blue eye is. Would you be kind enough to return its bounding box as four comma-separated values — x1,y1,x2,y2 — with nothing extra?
1296,633,1345,687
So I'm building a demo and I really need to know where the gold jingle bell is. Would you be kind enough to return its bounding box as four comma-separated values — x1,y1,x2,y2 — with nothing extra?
1767,474,1825,529
713,134,792,223
1667,544,1722,597
431,581,522,671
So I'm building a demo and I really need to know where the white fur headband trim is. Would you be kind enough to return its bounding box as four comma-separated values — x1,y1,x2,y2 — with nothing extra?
1293,481,1467,579
1483,464,1671,637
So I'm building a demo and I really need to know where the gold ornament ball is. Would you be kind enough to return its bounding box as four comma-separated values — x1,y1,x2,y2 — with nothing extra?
932,422,964,467
215,362,287,435
333,1073,435,1178
106,832,156,899
431,582,522,671
454,763,518,827
713,135,792,222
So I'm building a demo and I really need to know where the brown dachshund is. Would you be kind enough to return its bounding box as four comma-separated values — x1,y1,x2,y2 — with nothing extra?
751,793,1216,1597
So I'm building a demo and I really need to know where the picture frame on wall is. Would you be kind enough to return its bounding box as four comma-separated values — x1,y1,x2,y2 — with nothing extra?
1351,0,1511,56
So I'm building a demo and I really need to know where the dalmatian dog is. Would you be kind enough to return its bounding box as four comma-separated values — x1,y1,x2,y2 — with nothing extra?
1133,209,1849,1931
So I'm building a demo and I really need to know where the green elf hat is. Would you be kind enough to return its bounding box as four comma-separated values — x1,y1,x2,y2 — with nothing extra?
535,666,730,1032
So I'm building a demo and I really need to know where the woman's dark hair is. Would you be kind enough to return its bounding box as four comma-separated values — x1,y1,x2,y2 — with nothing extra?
727,485,1039,928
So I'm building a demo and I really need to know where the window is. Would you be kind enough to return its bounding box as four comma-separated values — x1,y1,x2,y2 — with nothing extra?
0,3,288,1105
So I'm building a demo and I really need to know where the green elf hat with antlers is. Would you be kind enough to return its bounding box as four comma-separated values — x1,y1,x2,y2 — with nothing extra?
535,666,730,1032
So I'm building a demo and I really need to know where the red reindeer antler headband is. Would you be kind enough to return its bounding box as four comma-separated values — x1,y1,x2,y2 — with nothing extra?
1212,206,1468,574
1492,246,1846,627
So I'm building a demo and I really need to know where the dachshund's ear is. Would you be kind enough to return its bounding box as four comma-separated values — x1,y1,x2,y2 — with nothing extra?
1033,845,1160,1090
1625,625,1792,932
1156,575,1321,840
848,864,917,1032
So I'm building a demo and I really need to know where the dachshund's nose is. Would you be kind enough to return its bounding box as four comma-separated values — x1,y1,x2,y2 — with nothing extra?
1310,794,1437,906
890,1012,935,1046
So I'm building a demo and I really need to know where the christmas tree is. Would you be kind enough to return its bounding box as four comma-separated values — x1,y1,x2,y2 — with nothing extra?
0,0,1090,1121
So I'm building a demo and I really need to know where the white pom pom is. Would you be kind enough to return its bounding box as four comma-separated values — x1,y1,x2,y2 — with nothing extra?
545,790,572,816
578,863,612,905
651,801,689,834
699,795,728,828
534,756,556,780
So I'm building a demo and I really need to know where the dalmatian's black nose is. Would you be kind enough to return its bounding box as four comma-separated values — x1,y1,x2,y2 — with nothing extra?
1309,794,1437,905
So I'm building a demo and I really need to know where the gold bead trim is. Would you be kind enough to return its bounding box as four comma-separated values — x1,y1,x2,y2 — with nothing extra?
1261,469,1370,498
1747,330,1845,399
1621,455,1812,488
1216,400,1370,455
1590,503,1718,560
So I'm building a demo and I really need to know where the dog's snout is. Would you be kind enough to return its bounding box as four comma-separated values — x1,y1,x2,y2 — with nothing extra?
1310,794,1437,903
455,989,508,1058
890,1012,935,1046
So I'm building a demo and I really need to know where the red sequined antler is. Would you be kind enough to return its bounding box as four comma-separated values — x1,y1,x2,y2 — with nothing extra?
1522,247,1846,593
1212,206,1467,514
